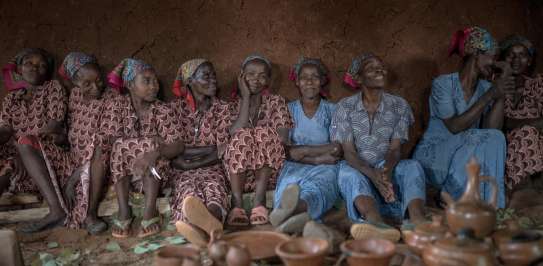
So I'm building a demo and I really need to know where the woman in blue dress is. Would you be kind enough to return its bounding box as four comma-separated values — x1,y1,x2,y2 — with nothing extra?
269,57,341,233
413,26,515,208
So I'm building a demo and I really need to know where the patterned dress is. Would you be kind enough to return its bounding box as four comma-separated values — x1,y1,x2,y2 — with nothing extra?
504,75,543,188
274,100,339,221
413,72,506,208
331,92,426,222
169,98,233,222
224,94,293,192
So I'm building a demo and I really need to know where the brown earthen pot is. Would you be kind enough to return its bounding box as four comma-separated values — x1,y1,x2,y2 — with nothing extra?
498,230,543,266
340,238,396,266
423,229,497,266
275,237,329,266
442,158,498,238
492,219,521,247
154,245,201,266
404,215,447,255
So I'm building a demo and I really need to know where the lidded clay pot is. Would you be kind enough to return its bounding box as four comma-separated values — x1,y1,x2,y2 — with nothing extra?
404,215,448,255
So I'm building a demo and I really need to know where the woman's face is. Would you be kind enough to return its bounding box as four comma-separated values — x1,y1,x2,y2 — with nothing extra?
242,60,270,95
504,44,532,75
18,53,48,86
129,69,159,102
74,64,104,100
189,63,217,97
296,64,321,101
475,49,497,77
357,57,388,89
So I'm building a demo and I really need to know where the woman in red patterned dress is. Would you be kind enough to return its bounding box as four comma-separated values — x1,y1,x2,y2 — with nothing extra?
104,58,185,238
225,54,293,226
169,59,232,246
0,48,69,232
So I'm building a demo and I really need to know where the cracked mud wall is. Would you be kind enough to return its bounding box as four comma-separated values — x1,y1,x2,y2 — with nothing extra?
1,0,542,151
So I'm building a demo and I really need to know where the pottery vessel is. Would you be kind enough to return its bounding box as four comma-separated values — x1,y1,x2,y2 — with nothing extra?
423,229,497,266
207,230,251,266
340,238,396,266
442,158,497,238
404,215,447,255
154,245,201,266
275,237,329,266
498,230,543,266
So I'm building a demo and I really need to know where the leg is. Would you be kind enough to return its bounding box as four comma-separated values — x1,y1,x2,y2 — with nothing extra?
407,199,426,224
0,175,9,196
253,166,272,207
392,159,427,224
84,157,107,231
111,176,132,237
353,195,383,223
139,174,161,237
229,172,247,209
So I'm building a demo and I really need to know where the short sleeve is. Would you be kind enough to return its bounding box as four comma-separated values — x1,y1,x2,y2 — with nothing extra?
46,80,68,122
430,77,456,120
0,94,14,129
155,102,184,145
329,102,353,143
392,99,415,143
269,95,293,129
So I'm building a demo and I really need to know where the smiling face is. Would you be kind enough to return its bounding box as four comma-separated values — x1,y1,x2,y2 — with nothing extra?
188,62,217,98
17,53,48,86
356,57,388,89
475,49,497,77
296,64,322,101
504,44,532,75
73,64,104,99
242,59,270,95
128,69,159,102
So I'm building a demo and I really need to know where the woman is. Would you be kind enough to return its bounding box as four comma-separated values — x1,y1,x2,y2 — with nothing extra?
270,57,340,234
413,26,513,208
332,53,426,242
224,54,293,226
169,59,232,246
500,36,543,193
0,48,69,232
104,58,185,238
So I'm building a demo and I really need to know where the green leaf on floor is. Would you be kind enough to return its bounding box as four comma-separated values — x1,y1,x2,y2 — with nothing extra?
105,241,122,252
166,224,176,231
165,236,186,245
33,252,56,266
47,242,59,249
56,248,80,265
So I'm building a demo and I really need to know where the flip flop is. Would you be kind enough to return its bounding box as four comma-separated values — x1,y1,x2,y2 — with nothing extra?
111,218,133,238
275,212,310,234
138,216,161,238
270,184,300,227
175,221,208,247
350,221,401,243
250,206,270,226
227,207,250,227
182,196,223,235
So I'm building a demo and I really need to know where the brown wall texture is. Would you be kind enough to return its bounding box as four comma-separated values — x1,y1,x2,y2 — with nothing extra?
1,0,542,151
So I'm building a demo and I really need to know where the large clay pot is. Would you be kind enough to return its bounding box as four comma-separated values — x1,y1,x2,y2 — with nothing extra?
340,238,396,266
154,245,201,266
442,158,498,238
498,230,543,266
275,237,329,266
403,215,447,255
423,229,497,266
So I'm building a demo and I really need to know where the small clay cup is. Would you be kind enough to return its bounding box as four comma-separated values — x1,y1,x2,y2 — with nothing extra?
154,245,201,266
275,237,329,266
340,238,396,266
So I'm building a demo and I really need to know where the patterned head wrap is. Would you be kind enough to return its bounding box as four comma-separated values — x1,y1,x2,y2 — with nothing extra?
448,26,497,57
288,57,330,97
107,58,153,92
172,58,210,112
2,48,54,91
231,54,272,99
343,53,377,90
500,35,535,57
58,52,97,81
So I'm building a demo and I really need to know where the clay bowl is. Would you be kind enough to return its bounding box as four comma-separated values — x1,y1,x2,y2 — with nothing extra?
154,245,201,266
340,239,396,266
275,237,329,266
499,231,543,266
222,230,290,260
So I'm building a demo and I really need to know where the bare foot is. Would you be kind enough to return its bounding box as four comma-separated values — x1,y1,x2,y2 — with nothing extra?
18,211,66,233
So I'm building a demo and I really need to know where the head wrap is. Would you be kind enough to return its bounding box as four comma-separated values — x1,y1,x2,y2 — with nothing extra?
107,58,153,92
2,48,54,91
288,57,330,97
231,54,272,99
58,52,97,81
172,58,210,112
342,53,377,90
500,35,535,57
448,26,497,57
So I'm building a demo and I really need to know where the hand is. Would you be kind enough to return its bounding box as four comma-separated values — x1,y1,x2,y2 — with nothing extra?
237,73,251,99
63,168,82,210
132,150,160,179
172,157,196,170
330,143,343,158
288,146,307,161
368,167,396,203
316,153,340,165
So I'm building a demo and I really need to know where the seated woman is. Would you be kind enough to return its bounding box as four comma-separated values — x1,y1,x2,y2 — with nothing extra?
500,36,543,195
104,58,185,238
168,59,232,246
0,48,69,232
332,53,426,242
224,54,293,226
413,26,512,209
270,57,340,234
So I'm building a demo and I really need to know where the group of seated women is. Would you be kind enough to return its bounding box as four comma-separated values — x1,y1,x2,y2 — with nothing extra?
0,26,540,244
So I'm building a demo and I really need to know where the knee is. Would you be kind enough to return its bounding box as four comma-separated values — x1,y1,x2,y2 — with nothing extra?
480,129,506,145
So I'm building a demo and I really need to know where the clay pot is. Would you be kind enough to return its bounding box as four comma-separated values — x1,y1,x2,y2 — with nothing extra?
442,158,498,238
492,219,521,247
404,215,447,255
498,230,543,266
154,245,201,266
225,244,251,266
208,230,252,266
275,237,329,266
340,238,396,266
423,229,497,266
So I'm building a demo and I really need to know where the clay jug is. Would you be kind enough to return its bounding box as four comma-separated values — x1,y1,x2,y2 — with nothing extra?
442,157,497,238
403,215,448,255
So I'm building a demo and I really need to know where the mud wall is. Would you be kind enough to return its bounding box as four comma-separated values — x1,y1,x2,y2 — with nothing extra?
1,0,541,151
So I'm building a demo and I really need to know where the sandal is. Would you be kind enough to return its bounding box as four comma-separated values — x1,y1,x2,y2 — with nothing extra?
270,184,300,227
138,216,161,238
182,196,223,235
111,218,133,238
175,221,208,247
227,207,250,226
250,206,269,225
350,221,401,243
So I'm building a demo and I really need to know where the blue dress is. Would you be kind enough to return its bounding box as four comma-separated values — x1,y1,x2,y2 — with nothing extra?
413,72,506,208
273,99,339,220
